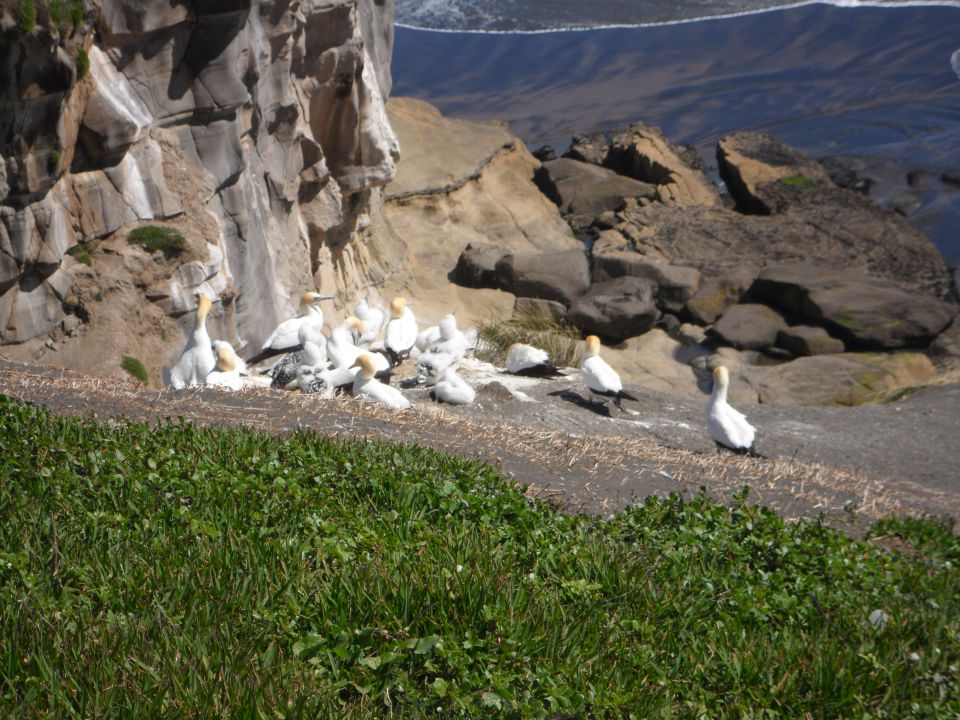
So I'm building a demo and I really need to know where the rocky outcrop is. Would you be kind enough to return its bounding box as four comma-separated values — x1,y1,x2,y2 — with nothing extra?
717,131,832,214
711,303,788,351
685,272,754,325
567,275,658,341
591,250,700,314
751,264,956,350
1,0,401,382
775,326,845,356
495,249,590,307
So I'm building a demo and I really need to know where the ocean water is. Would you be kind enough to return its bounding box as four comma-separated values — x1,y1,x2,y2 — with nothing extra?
396,0,960,33
392,2,960,264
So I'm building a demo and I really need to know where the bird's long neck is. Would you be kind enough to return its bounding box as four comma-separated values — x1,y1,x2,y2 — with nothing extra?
712,378,728,403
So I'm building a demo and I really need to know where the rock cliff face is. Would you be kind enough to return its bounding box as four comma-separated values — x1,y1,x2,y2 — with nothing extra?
0,0,400,375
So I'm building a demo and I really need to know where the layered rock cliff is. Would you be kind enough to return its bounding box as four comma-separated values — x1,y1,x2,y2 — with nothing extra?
0,0,401,375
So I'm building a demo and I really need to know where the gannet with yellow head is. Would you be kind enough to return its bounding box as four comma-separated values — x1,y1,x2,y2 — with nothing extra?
206,341,244,391
352,354,412,409
328,316,366,368
706,365,760,455
579,335,637,413
384,296,418,364
169,293,217,389
249,291,333,365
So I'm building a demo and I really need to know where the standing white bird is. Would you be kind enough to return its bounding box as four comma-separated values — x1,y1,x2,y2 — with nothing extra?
580,335,637,413
384,296,418,364
327,316,366,369
352,354,412,409
206,341,244,391
354,296,385,348
248,291,332,364
706,365,760,456
505,343,562,377
273,323,328,390
432,367,476,405
169,294,216,389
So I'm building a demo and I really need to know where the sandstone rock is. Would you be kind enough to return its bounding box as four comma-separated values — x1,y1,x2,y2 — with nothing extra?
817,156,874,195
717,131,833,214
675,322,707,346
776,325,845,356
591,251,700,313
751,264,957,350
613,328,702,396
496,249,590,306
451,243,507,289
685,271,755,325
567,275,658,340
563,133,609,166
614,202,952,299
533,158,656,228
711,303,788,350
513,297,567,324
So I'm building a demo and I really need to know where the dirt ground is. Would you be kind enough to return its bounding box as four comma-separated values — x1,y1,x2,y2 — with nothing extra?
3,356,958,534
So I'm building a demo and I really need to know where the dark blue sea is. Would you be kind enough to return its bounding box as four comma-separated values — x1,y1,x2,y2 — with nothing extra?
392,1,960,264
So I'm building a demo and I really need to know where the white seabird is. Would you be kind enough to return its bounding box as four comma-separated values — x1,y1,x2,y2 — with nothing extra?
249,291,332,364
706,365,760,456
206,341,244,391
327,316,366,369
169,294,216,389
352,354,412,409
273,323,328,390
428,314,467,358
416,350,460,386
505,343,562,377
432,367,476,405
384,296,418,364
354,296,385,348
580,335,637,413
415,324,441,353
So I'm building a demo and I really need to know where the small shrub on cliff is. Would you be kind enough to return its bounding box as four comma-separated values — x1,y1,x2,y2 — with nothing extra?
69,0,82,27
127,225,186,259
66,242,92,266
76,48,89,78
120,356,149,384
17,0,36,33
48,0,63,24
779,174,817,189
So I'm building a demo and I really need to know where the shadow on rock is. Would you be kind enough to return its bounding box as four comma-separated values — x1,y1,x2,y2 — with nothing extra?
548,388,612,417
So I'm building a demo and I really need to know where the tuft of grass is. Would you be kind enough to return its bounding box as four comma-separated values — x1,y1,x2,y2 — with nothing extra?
120,356,148,384
65,242,92,266
477,309,580,367
779,174,817,189
75,47,89,78
869,516,960,565
17,0,36,33
126,225,185,259
69,0,82,26
0,396,958,717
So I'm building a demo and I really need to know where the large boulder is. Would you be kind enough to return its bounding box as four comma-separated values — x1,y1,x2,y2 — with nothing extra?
775,325,845,356
592,251,701,313
751,264,957,350
567,275,659,340
711,303,788,351
533,158,656,228
450,243,507,289
717,131,833,214
495,249,590,306
611,201,952,299
685,271,755,325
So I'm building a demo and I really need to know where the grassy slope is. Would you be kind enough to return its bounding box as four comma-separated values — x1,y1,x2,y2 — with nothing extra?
0,397,958,718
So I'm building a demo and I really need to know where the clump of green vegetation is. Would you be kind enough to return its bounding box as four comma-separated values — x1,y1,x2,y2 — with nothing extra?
126,225,186,259
870,516,960,565
69,0,82,26
1,395,958,717
46,148,61,172
477,306,581,367
120,356,148,384
779,174,817,189
65,242,92,266
75,47,89,78
17,0,36,33
47,0,63,24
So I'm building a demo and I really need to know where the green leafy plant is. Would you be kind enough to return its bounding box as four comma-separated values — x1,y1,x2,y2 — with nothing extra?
69,0,82,26
0,395,957,717
120,356,149,384
779,174,817,189
126,225,186,259
48,0,64,23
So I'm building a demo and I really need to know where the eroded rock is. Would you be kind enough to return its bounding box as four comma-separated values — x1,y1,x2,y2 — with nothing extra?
567,275,658,340
712,303,788,351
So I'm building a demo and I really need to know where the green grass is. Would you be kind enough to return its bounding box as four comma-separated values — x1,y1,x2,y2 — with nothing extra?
75,47,88,78
65,242,91,266
17,0,36,33
477,309,581,367
120,356,148,384
126,225,185,259
0,396,958,718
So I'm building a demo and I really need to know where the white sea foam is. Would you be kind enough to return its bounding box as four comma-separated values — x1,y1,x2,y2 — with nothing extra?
396,0,960,35
952,48,960,79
